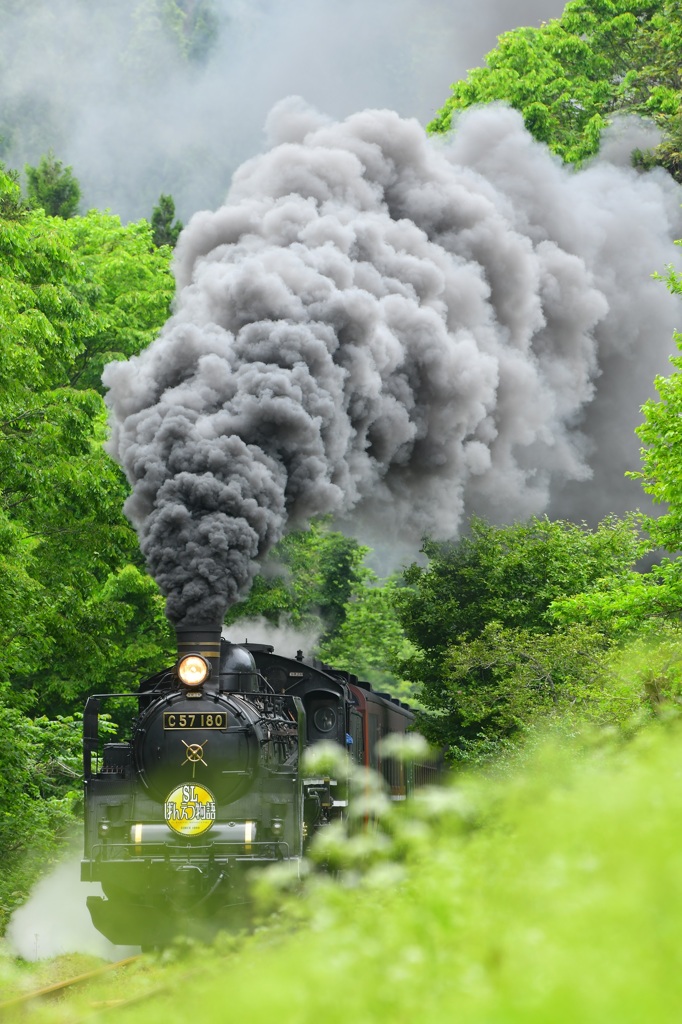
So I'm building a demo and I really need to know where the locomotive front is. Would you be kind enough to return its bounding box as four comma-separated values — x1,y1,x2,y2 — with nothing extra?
82,625,305,947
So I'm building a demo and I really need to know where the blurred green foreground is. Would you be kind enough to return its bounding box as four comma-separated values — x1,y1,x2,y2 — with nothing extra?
101,720,682,1024
7,721,681,1022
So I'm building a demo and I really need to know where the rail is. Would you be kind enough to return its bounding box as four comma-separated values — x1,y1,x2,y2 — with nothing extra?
0,954,141,1012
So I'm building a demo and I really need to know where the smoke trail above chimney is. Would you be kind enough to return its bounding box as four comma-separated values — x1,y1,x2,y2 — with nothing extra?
103,99,682,627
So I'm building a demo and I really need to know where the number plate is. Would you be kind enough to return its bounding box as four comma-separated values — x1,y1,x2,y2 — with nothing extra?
163,712,227,730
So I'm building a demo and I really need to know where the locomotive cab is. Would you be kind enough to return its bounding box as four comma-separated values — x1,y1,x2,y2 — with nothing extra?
244,643,348,748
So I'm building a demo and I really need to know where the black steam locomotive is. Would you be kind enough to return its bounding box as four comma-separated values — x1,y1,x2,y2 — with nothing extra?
81,625,433,947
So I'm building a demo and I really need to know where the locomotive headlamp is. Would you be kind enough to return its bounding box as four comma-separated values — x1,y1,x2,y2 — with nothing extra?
177,654,210,687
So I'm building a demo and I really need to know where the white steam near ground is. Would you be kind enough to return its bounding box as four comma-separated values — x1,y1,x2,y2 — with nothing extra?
7,856,138,961
104,100,682,627
0,0,567,222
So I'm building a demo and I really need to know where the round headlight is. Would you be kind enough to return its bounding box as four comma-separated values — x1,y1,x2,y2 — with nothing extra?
176,654,210,687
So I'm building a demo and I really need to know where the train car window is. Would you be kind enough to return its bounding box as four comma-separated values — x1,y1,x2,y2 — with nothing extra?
264,666,289,692
350,710,364,764
368,714,380,768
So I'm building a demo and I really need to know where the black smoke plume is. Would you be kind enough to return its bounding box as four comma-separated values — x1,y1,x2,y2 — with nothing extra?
103,100,682,626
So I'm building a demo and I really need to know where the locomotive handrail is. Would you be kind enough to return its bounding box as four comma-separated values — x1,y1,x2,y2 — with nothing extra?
83,693,140,778
255,670,275,693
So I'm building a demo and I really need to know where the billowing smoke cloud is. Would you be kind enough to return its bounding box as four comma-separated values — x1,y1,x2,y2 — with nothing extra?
103,100,682,626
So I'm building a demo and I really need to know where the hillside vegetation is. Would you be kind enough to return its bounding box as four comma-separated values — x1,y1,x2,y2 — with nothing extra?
5,721,682,1021
2,0,682,977
128,721,682,1024
429,0,682,180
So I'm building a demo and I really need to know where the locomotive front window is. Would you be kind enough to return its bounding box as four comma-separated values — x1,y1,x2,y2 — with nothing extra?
313,706,337,733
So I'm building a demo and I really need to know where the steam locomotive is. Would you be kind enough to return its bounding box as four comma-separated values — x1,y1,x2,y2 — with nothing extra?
81,624,433,947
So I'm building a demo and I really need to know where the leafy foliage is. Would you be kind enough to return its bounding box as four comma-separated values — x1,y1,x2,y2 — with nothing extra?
397,516,646,651
25,150,81,218
226,522,420,698
396,516,647,760
0,162,25,218
429,0,682,179
318,579,420,698
630,259,682,548
225,519,372,643
425,622,625,763
0,702,84,929
553,556,682,635
151,193,183,248
126,0,220,78
0,165,176,716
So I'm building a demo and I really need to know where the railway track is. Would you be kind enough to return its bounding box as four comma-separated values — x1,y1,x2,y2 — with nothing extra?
0,954,142,1015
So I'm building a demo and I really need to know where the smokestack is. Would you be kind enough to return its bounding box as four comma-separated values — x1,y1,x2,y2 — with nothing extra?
175,624,222,685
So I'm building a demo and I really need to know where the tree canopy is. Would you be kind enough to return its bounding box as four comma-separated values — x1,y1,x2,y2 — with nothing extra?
630,261,682,549
25,150,81,218
224,519,372,643
395,516,648,760
0,702,85,929
318,578,420,698
0,166,176,715
126,0,220,75
0,167,179,908
429,0,682,178
151,193,183,248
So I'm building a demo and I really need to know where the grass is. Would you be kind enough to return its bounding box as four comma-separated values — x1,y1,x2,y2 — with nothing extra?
7,718,682,1021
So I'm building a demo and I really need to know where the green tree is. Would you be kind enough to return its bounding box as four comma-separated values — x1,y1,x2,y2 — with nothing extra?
552,556,682,636
0,701,85,928
0,161,24,218
429,0,682,179
177,0,220,64
151,193,183,248
59,208,175,392
396,516,647,761
225,519,371,643
0,166,176,715
229,522,422,699
127,0,219,78
318,578,420,699
426,621,621,763
630,260,682,549
548,556,682,721
25,150,81,218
